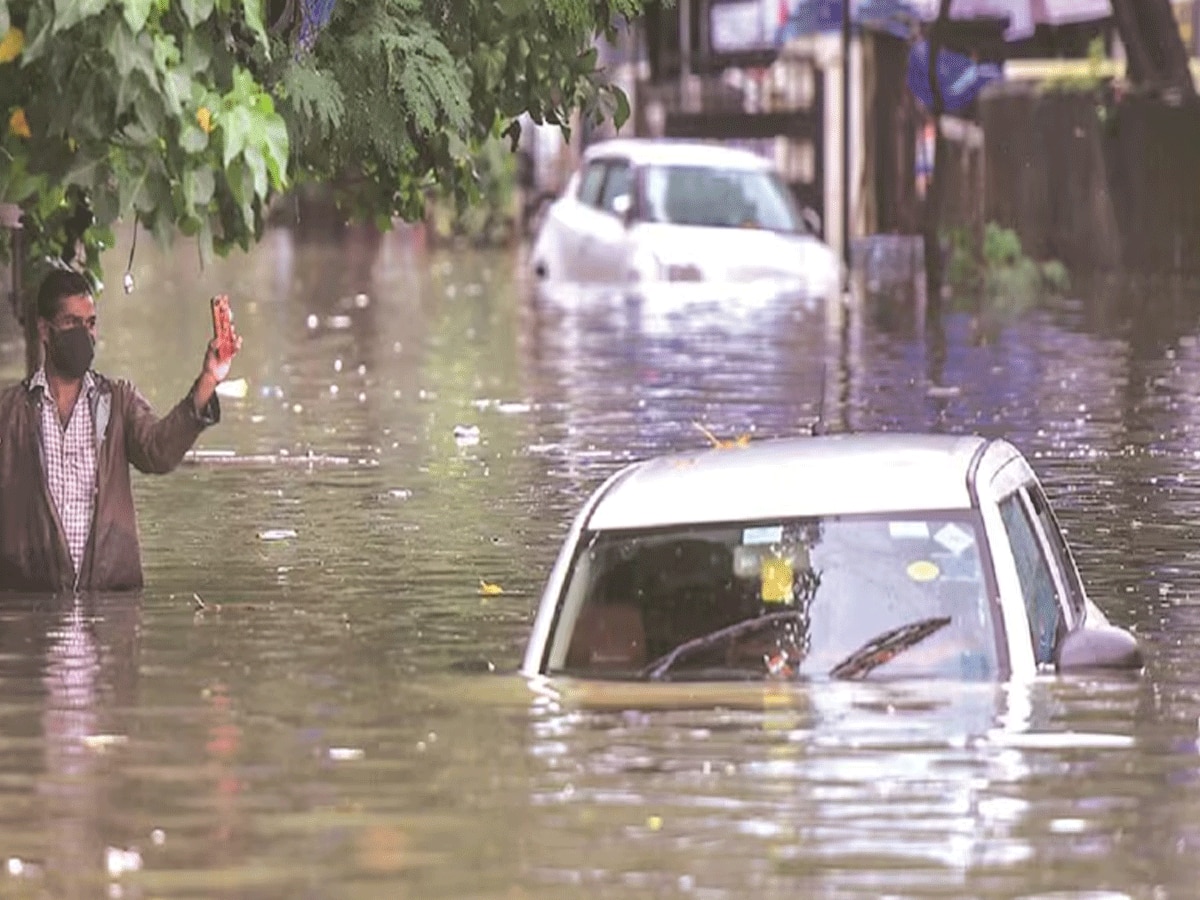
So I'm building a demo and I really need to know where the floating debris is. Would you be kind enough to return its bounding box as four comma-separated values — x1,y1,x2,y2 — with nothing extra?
479,580,504,596
105,846,142,877
693,422,751,449
329,747,365,761
258,529,298,541
453,424,481,447
926,384,962,399
83,734,129,752
216,378,249,399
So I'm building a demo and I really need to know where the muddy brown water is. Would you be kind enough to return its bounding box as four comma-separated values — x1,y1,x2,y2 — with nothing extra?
1,226,1198,898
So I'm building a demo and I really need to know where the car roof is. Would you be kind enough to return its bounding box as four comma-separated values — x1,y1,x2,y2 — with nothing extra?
581,138,774,171
585,433,1000,531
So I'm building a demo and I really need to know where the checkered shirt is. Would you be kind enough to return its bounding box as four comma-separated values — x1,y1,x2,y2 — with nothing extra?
31,369,98,577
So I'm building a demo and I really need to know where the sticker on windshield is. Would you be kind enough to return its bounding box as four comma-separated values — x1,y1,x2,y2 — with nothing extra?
743,525,783,545
933,523,975,556
907,560,940,582
888,521,929,539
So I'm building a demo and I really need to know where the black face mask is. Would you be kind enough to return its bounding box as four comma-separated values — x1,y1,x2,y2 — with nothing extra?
46,325,95,379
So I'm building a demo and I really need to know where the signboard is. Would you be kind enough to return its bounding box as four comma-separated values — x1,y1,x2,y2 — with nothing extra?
710,0,779,53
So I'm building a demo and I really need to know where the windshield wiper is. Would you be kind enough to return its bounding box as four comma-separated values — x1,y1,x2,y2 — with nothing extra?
828,616,951,680
640,609,806,681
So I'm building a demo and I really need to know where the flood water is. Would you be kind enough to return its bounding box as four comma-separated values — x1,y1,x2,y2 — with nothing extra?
2,225,1200,898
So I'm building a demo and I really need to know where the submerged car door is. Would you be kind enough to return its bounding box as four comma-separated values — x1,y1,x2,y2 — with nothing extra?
549,160,608,281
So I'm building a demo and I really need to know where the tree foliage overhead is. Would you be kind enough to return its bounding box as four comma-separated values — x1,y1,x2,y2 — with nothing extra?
0,0,641,284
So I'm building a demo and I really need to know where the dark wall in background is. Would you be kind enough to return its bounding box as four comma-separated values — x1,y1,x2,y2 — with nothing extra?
980,83,1200,274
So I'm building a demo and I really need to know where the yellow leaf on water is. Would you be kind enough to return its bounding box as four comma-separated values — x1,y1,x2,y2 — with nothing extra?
0,28,24,64
692,421,751,450
479,580,504,596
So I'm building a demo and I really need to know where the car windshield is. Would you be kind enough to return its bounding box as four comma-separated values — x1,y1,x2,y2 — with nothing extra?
640,164,805,232
545,513,1001,681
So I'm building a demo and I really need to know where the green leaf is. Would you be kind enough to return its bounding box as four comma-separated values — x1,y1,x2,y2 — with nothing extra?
179,0,214,28
240,0,267,47
92,182,120,224
121,0,154,31
179,123,208,153
162,69,189,116
181,31,212,75
197,218,214,269
260,117,289,187
220,105,251,167
108,24,157,83
0,5,9,34
52,0,108,33
188,167,215,206
243,143,267,198
122,120,157,146
612,87,630,131
20,6,54,62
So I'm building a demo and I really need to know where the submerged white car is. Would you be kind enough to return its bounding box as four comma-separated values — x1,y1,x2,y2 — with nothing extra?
522,433,1143,682
529,139,842,298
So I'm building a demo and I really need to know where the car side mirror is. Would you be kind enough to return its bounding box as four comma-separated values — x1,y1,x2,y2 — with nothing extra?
1055,624,1143,672
611,193,634,225
799,207,822,236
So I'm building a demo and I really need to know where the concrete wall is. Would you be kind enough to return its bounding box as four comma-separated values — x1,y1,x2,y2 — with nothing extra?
979,82,1200,274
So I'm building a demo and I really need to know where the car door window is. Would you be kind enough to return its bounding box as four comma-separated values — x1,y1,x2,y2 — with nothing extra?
999,494,1062,665
1026,484,1086,624
598,162,633,216
577,162,607,207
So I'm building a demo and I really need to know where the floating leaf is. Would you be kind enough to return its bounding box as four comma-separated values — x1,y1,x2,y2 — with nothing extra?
8,108,30,138
0,27,24,63
693,422,751,450
479,580,504,596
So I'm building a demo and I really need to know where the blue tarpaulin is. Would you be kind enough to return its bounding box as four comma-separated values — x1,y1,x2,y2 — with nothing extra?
775,0,1006,112
905,40,1003,112
777,0,929,43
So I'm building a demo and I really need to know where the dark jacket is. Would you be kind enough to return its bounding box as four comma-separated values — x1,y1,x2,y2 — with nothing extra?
0,373,218,592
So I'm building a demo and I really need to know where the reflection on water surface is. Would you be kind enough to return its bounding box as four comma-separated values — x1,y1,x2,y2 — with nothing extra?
0,228,1199,897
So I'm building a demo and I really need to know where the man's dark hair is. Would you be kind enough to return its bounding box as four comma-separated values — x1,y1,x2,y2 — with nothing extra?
36,269,93,322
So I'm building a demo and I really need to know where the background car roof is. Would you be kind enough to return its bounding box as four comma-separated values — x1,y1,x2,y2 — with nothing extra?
582,138,775,171
585,433,997,530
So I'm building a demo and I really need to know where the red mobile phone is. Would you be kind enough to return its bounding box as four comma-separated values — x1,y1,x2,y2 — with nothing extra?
210,295,235,361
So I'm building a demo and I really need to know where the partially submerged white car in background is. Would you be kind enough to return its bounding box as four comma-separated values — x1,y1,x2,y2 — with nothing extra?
522,433,1143,683
529,139,842,299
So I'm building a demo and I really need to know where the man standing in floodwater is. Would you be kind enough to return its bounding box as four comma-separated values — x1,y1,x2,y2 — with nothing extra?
0,268,242,592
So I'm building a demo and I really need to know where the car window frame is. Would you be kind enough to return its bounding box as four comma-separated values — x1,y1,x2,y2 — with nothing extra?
576,160,608,208
996,487,1071,665
596,159,634,218
1023,483,1087,626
